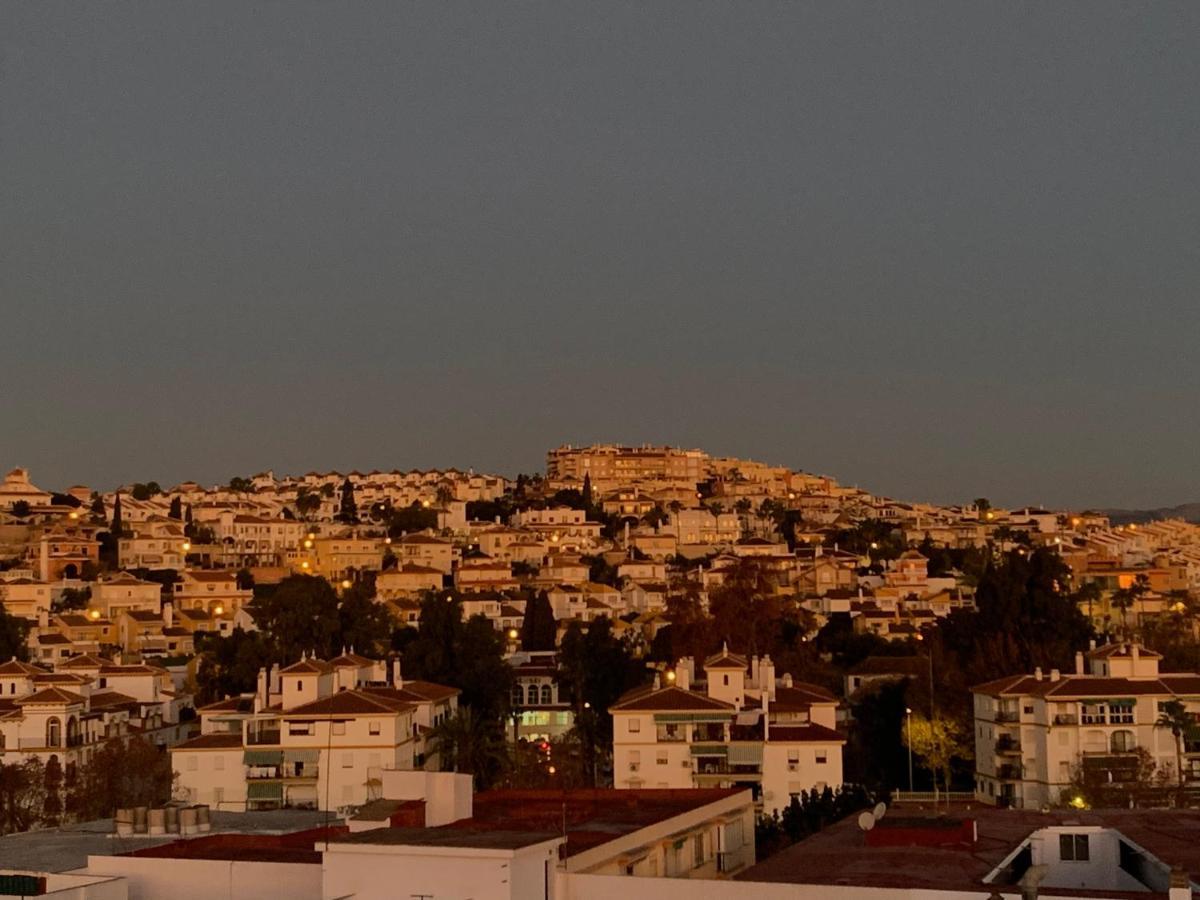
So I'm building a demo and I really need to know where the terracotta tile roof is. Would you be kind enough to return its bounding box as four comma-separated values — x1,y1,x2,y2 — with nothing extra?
703,649,749,670
198,695,255,713
88,690,140,710
280,658,335,675
58,654,112,669
18,686,87,705
610,685,734,713
284,690,414,717
772,684,837,709
766,723,846,743
0,659,49,676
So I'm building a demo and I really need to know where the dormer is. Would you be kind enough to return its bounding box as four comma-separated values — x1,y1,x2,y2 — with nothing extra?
1087,642,1161,679
704,643,748,709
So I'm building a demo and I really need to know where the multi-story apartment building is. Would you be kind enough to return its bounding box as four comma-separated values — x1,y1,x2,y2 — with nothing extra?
117,517,188,570
973,642,1200,809
89,573,162,618
172,654,458,812
173,569,252,615
210,512,307,567
546,444,711,493
610,649,845,816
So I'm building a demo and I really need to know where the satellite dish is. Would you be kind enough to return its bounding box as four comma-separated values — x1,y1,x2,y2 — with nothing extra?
873,802,887,820
857,812,876,831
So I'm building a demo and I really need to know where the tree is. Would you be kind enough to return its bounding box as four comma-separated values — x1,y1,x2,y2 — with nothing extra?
77,737,173,819
0,758,43,835
110,493,124,538
1075,582,1102,624
1156,699,1193,794
194,628,274,705
0,607,30,662
435,484,455,507
387,503,437,538
974,498,991,520
10,501,30,518
337,478,359,524
708,558,781,658
581,473,594,509
248,574,341,661
903,713,968,804
53,587,91,613
429,707,508,788
227,477,253,493
168,496,183,520
130,482,161,501
295,488,321,520
521,591,557,651
89,492,106,523
42,755,63,826
337,585,394,658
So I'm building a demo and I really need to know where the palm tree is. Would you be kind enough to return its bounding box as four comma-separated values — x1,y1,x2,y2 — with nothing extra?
429,707,507,788
1110,588,1135,634
1075,582,1102,624
1156,699,1193,795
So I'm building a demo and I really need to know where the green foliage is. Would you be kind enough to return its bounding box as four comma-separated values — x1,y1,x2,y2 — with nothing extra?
168,496,183,519
110,493,124,538
227,477,253,493
429,707,508,789
338,584,395,658
294,488,321,519
0,758,43,835
337,478,359,524
825,519,905,561
386,503,438,538
520,591,557,652
902,713,969,798
130,482,161,501
53,587,91,613
195,628,274,705
0,607,30,662
246,574,341,661
10,501,30,518
89,493,106,522
76,737,174,819
755,784,881,861
50,492,82,508
42,755,63,826
582,555,618,587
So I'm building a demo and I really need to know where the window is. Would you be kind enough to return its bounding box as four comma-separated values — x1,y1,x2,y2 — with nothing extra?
693,834,705,867
289,723,313,736
341,752,354,768
297,680,303,691
332,721,346,736
186,755,198,771
657,752,668,765
527,685,539,706
541,684,553,705
787,750,800,772
1110,702,1135,724
46,717,61,748
512,684,524,707
368,721,381,736
1060,833,1090,861
815,751,828,764
214,756,225,771
1081,703,1106,725
723,675,729,686
1110,730,1136,753
628,719,640,734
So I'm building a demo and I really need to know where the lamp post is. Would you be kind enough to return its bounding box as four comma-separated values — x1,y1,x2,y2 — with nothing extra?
905,707,914,795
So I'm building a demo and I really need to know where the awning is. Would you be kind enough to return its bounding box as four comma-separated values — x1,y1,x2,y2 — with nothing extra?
284,749,320,763
247,781,283,800
728,743,763,765
243,749,283,765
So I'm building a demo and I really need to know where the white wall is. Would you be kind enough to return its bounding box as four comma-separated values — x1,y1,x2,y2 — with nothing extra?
84,856,320,900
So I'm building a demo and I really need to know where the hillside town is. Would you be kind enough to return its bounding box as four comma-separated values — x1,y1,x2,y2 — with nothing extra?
3,444,1200,898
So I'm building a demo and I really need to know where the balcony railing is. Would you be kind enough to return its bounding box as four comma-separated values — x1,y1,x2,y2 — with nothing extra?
996,764,1021,780
995,710,1019,723
995,737,1021,755
246,730,281,746
1054,713,1078,725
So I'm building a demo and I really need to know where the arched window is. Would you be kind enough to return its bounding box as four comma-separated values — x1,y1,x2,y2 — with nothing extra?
511,684,524,708
67,717,79,747
527,685,539,706
46,717,61,748
1111,730,1136,753
540,684,553,705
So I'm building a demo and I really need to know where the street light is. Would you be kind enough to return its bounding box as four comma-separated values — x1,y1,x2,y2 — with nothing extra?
905,707,914,794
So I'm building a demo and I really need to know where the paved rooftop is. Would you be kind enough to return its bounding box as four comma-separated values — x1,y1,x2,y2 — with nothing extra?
0,809,333,872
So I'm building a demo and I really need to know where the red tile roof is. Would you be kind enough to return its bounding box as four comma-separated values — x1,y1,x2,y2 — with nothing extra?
610,685,734,713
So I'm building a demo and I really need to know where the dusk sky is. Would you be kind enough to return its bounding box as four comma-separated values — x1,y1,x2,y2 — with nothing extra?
3,3,1198,509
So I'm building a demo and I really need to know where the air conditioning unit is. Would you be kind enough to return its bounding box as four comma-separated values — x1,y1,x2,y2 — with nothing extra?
681,760,692,768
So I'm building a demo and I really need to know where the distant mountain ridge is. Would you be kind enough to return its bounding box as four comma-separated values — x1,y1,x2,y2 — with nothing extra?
1099,502,1200,526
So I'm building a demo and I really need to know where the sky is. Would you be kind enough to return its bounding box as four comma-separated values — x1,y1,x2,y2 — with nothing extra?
2,3,1198,509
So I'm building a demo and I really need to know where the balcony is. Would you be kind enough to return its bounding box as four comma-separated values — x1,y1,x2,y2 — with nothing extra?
995,736,1021,755
246,729,281,746
996,764,1021,780
995,710,1019,723
1053,713,1078,725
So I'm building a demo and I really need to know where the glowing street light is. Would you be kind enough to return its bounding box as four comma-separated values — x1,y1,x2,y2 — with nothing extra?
341,579,352,590
507,628,519,640
181,541,191,552
89,609,100,620
213,605,224,615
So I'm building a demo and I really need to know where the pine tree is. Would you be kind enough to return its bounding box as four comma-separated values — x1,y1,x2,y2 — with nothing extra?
89,492,106,523
581,473,594,510
520,591,558,652
110,493,123,538
338,478,359,524
168,496,183,520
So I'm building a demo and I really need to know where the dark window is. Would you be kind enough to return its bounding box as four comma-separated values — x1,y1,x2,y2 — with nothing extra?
1060,833,1090,861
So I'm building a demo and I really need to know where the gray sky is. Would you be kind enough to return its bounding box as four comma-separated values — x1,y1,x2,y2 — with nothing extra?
2,3,1198,509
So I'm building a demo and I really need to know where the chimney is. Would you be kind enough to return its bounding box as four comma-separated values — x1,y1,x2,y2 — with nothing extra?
1089,638,1096,650
762,655,776,700
1075,651,1084,675
762,691,770,742
270,663,281,697
392,658,403,689
39,535,49,583
1049,668,1060,682
255,666,268,713
162,601,173,628
1034,666,1043,681
37,608,49,629
674,660,690,691
1168,869,1191,900
750,655,760,687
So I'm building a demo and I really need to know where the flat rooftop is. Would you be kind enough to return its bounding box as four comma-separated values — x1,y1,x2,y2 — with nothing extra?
334,788,745,858
739,802,1200,894
0,809,332,872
